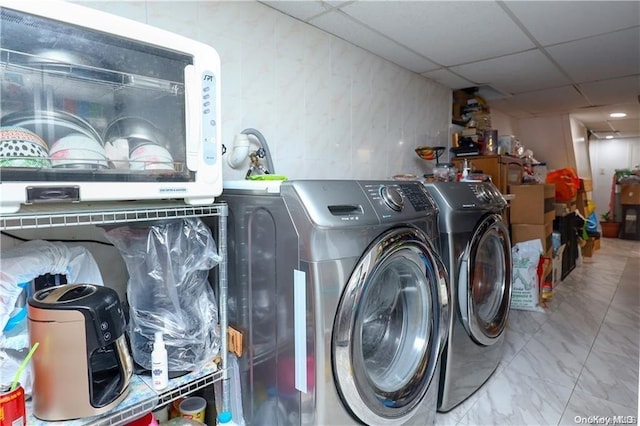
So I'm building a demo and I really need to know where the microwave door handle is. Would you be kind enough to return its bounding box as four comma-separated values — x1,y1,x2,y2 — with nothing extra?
184,64,199,171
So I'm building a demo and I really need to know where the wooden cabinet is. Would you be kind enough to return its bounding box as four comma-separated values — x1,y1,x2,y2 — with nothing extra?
451,155,523,194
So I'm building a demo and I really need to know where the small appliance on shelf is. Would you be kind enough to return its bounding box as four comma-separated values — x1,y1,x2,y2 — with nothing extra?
27,284,133,421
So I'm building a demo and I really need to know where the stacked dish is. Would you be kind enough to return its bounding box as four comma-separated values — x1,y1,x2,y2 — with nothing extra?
1,110,106,169
50,133,108,169
0,126,51,168
103,117,174,171
1,110,102,146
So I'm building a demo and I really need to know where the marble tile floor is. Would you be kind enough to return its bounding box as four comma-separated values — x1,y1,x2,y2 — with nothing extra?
436,237,640,426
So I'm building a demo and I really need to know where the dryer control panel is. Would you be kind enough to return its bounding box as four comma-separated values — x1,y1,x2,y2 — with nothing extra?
361,181,438,222
282,180,439,228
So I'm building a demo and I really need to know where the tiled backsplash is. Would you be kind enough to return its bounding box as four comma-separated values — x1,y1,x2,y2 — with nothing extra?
78,1,451,181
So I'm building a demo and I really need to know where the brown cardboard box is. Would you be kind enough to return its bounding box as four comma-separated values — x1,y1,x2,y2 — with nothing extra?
582,237,596,257
511,222,553,253
510,184,556,224
579,178,593,193
576,189,591,217
620,184,640,205
554,200,577,217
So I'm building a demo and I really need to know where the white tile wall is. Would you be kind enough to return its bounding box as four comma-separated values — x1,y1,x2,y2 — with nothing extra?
75,0,451,181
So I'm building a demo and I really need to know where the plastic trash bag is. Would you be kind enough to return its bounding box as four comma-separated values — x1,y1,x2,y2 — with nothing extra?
585,211,599,234
0,240,104,335
106,218,222,373
546,167,580,202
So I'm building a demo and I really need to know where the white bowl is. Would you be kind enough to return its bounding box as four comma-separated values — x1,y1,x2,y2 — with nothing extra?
50,133,104,155
130,144,173,161
51,148,108,168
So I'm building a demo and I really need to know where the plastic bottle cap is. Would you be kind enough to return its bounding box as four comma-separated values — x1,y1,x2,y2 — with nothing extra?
217,411,232,424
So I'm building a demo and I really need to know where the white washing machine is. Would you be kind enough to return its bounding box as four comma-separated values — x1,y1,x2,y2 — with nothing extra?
219,179,450,425
423,181,512,412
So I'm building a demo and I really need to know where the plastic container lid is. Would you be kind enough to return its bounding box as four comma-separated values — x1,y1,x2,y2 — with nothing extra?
178,396,206,414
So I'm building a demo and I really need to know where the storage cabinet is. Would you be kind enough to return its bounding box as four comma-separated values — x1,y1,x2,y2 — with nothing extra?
451,155,523,194
0,201,229,425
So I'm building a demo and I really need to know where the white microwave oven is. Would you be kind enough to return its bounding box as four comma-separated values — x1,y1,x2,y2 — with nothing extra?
0,1,222,214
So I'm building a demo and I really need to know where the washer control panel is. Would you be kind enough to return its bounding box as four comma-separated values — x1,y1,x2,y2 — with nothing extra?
380,185,404,211
361,181,436,218
470,183,507,207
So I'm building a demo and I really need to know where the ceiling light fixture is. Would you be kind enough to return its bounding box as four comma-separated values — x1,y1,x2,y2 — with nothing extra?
609,112,627,118
605,135,614,139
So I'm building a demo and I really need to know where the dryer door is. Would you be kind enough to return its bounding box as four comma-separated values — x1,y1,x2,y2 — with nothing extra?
332,226,449,425
458,213,512,346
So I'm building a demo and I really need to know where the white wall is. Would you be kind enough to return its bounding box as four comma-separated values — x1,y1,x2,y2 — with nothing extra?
516,115,577,170
490,109,520,140
76,0,450,181
570,117,591,179
589,137,640,219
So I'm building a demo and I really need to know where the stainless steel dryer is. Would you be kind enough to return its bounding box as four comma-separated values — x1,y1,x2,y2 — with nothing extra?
219,180,450,426
423,182,512,412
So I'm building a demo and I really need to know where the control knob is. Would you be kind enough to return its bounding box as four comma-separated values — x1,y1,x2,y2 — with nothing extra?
475,185,492,203
380,186,403,211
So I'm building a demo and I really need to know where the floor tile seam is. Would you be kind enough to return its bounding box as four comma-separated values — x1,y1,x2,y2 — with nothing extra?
447,366,511,425
568,386,639,412
585,342,640,373
496,364,577,426
557,387,581,426
591,340,640,363
565,281,626,413
502,359,580,391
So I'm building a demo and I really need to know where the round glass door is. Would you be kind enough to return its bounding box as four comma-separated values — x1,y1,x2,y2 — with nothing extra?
332,227,448,425
460,214,512,346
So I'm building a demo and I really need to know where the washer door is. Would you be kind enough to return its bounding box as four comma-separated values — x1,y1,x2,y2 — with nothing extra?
458,213,512,346
332,226,449,425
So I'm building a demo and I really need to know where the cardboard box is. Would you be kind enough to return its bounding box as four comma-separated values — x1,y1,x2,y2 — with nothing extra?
582,237,596,257
576,189,591,217
554,200,578,217
579,178,593,193
511,222,554,253
510,184,556,224
620,184,640,205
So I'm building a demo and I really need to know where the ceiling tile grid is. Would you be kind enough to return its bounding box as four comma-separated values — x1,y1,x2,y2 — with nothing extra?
260,0,640,138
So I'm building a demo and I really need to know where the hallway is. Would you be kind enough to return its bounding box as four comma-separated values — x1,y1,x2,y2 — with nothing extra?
436,237,640,425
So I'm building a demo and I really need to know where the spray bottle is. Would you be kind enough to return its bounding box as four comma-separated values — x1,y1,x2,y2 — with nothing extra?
151,331,168,390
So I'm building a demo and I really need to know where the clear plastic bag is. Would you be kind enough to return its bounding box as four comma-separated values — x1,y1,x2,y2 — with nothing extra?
106,218,221,372
0,240,104,335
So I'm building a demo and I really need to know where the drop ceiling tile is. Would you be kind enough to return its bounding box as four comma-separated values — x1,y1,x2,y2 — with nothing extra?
488,99,534,119
310,11,439,73
612,118,640,133
504,1,640,46
340,2,535,66
261,1,327,21
581,120,612,131
578,76,640,106
451,50,572,94
547,27,640,83
421,69,474,89
506,86,591,114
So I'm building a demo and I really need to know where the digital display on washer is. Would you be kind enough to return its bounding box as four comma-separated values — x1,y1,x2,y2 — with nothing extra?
399,184,432,211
